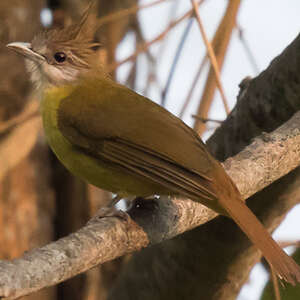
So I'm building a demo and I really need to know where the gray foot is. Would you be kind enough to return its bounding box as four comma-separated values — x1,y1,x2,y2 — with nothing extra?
88,207,130,224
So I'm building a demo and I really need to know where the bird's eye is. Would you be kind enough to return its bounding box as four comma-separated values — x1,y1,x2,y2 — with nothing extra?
54,52,66,63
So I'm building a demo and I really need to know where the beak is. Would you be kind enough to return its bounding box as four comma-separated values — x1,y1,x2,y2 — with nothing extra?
6,42,45,62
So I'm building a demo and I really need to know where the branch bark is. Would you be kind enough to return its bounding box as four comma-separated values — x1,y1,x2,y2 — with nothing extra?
1,109,300,299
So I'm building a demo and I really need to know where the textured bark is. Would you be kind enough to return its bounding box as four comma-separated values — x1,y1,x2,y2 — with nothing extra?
0,1,55,300
108,34,300,300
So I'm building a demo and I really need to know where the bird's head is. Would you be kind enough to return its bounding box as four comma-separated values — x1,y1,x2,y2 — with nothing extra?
7,10,100,90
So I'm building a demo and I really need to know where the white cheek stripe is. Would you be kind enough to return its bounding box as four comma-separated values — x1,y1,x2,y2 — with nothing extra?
45,64,79,83
25,59,80,90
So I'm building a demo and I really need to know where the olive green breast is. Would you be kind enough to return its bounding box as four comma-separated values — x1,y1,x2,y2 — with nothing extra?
40,85,168,198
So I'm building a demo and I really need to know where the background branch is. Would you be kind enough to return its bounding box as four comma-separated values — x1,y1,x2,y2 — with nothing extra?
191,0,230,116
193,0,241,135
0,1,55,300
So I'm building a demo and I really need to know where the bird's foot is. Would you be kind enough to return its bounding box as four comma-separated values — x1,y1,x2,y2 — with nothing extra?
88,206,130,224
98,206,129,219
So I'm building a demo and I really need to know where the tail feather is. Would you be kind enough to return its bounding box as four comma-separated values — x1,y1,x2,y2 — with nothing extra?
219,195,300,285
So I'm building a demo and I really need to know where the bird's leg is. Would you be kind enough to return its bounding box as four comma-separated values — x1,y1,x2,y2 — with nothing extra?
108,194,123,207
91,194,130,220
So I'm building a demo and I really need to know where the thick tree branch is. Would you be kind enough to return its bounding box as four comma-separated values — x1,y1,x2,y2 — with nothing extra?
1,110,300,299
207,33,300,160
224,112,300,200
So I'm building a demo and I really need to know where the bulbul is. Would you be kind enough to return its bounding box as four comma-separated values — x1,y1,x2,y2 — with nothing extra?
7,10,300,284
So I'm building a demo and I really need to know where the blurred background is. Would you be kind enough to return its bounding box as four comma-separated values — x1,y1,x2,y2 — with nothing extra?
0,0,300,299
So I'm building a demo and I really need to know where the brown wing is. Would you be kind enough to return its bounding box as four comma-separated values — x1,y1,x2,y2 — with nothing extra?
99,138,217,201
57,76,218,201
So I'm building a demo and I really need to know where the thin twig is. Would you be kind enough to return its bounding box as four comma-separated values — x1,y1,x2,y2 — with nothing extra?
236,24,260,74
155,0,182,62
191,115,223,124
190,0,230,114
0,101,39,134
161,17,194,107
143,0,181,96
143,70,164,96
97,0,173,27
108,6,197,71
278,240,300,249
158,0,205,106
179,55,208,118
271,267,281,300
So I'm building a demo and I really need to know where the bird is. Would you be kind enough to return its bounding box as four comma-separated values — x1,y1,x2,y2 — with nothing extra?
7,9,300,285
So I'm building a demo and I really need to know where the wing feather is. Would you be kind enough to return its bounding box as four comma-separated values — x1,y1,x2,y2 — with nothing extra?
99,139,217,201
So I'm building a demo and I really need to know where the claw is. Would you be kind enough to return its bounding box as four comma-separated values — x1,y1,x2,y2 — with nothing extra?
88,206,130,224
